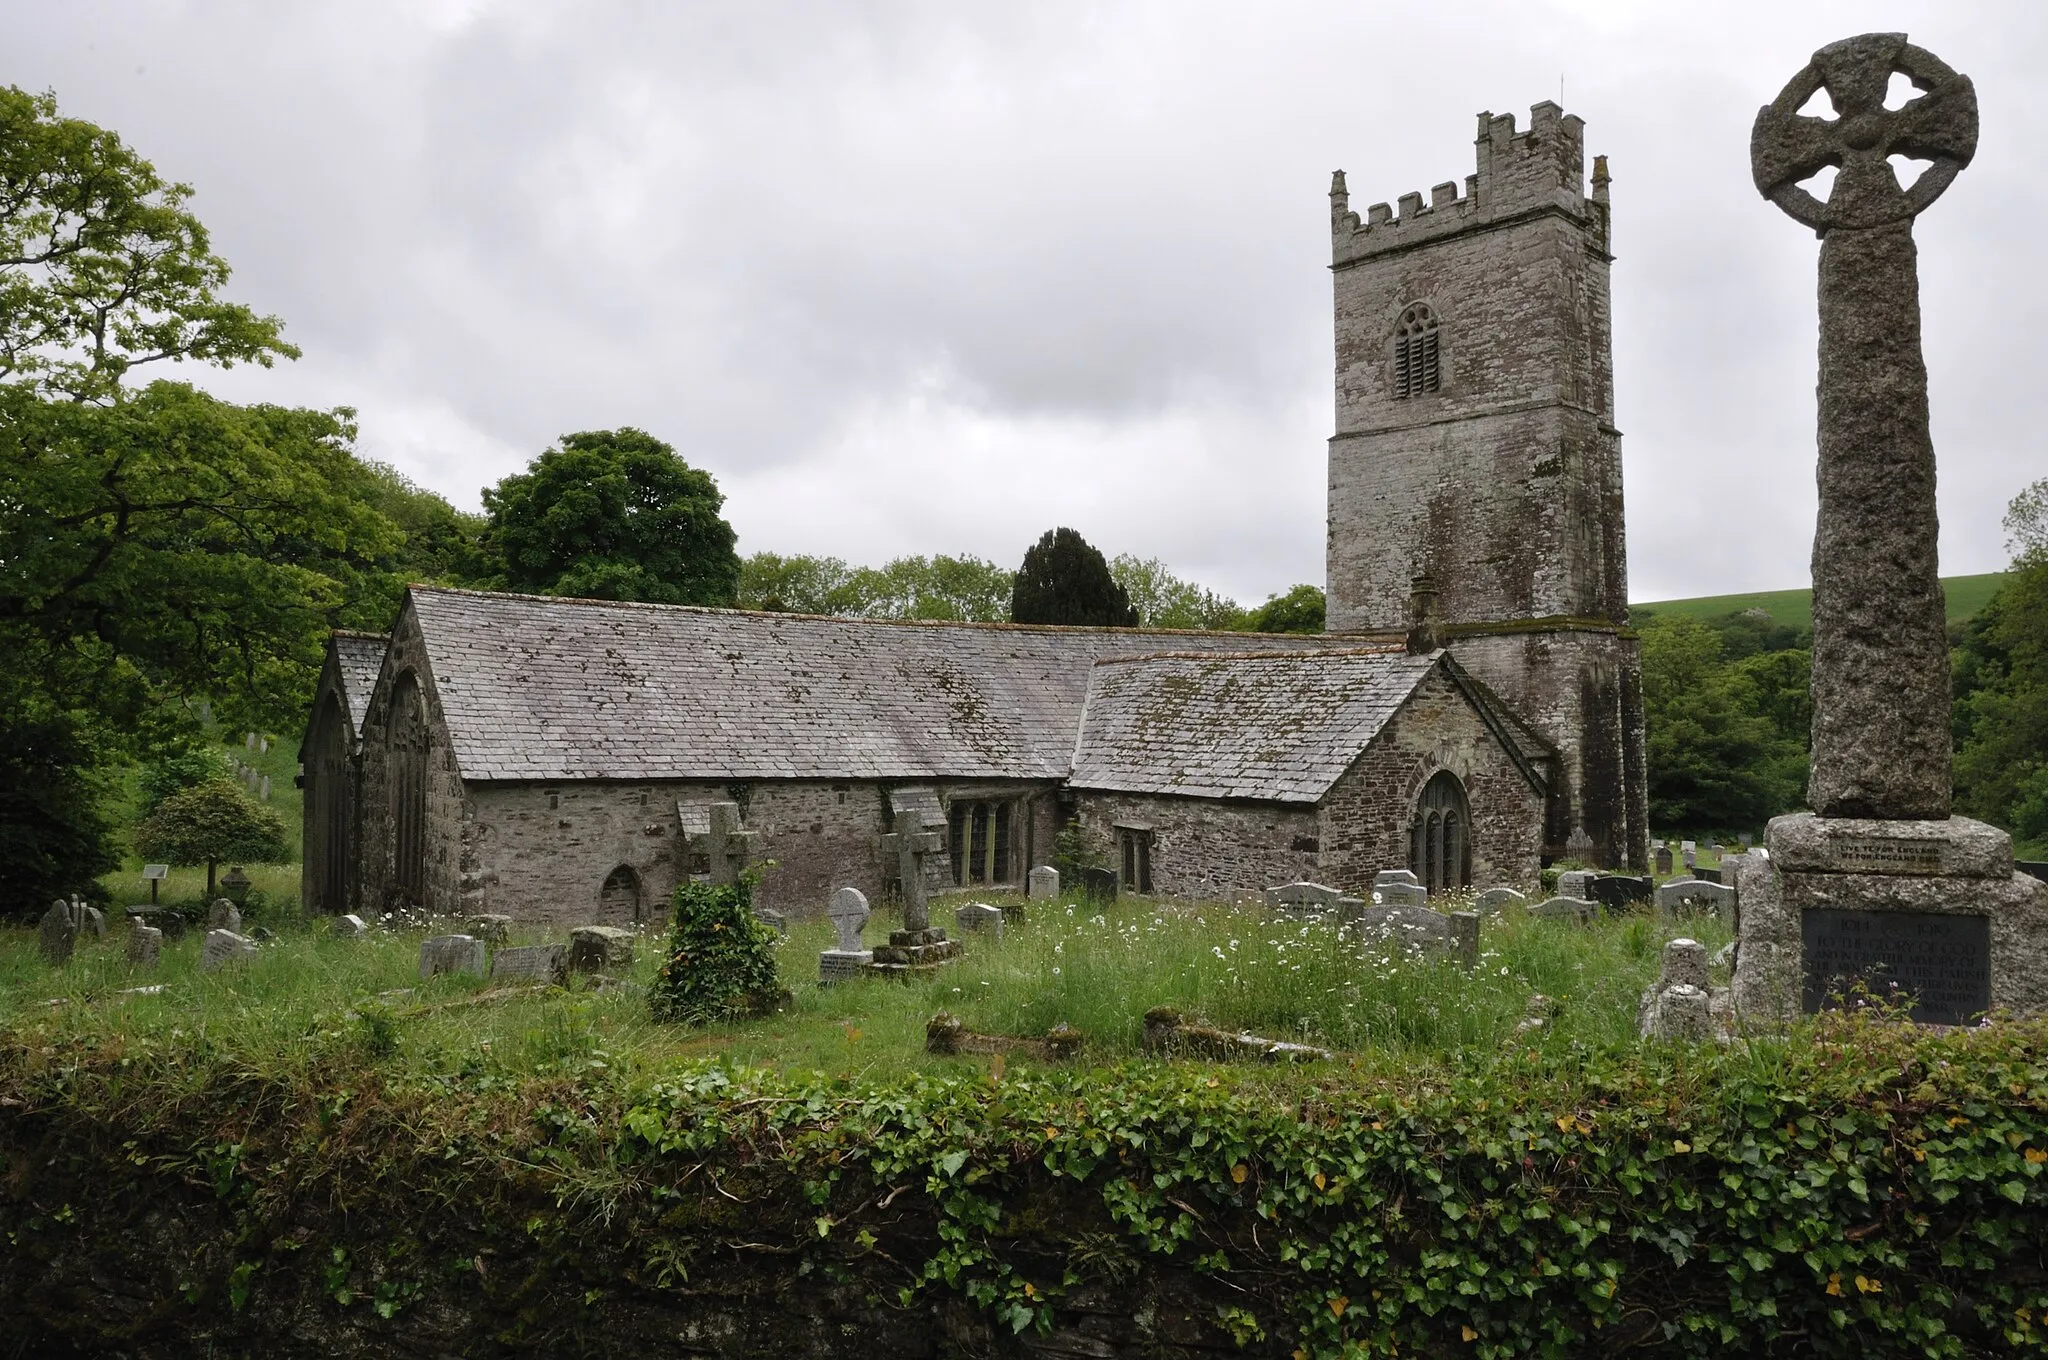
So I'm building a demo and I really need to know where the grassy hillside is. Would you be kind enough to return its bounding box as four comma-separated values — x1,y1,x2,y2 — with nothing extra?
1632,571,2009,632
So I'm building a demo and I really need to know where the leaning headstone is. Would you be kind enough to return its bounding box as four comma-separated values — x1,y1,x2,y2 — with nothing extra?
201,929,257,971
1472,887,1527,915
491,944,566,984
754,908,789,936
1078,867,1118,903
206,899,241,934
954,903,1005,941
468,914,514,944
72,900,105,940
1655,846,1674,877
419,934,486,979
821,886,874,984
1449,911,1480,969
1527,896,1597,925
1556,870,1595,901
39,899,79,966
127,925,164,968
1028,865,1060,901
1656,878,1735,919
332,914,368,938
568,926,636,975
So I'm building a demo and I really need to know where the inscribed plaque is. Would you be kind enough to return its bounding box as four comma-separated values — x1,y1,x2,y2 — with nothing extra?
1800,908,1989,1024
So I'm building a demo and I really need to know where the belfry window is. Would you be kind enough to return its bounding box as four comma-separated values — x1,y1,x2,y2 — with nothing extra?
1393,303,1441,398
1408,769,1471,894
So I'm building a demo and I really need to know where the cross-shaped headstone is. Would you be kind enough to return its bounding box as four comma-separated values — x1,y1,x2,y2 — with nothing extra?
878,809,944,932
827,886,870,953
1752,33,1977,819
686,801,756,886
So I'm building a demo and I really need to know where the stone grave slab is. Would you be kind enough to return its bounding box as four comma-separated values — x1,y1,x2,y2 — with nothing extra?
954,903,1005,940
1377,882,1429,907
333,914,368,938
755,908,789,936
1556,870,1594,901
1588,874,1653,912
419,935,486,979
39,900,78,966
1656,878,1735,919
468,914,513,944
1527,896,1597,925
1027,865,1060,901
1353,903,1452,951
491,944,566,985
569,926,636,975
1078,867,1118,903
1373,869,1421,889
206,899,241,934
1655,846,1674,877
1449,911,1480,968
201,929,257,971
1471,887,1526,915
127,925,163,968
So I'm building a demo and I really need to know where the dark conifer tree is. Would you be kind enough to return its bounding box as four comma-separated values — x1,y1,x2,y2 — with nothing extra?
1010,528,1139,627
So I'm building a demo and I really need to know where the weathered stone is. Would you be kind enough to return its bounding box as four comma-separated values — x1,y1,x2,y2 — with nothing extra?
754,908,789,936
126,925,163,968
1266,880,1342,908
491,943,565,984
206,899,241,934
684,801,756,887
1655,877,1735,919
76,904,105,940
1472,886,1527,915
1557,870,1594,901
1753,34,1976,819
1353,902,1452,949
333,914,368,938
1027,865,1060,900
1377,881,1429,907
1655,846,1674,877
1449,911,1480,969
1527,896,1596,924
826,887,870,952
818,949,873,984
877,808,944,933
1646,983,1713,1041
419,934,486,979
1141,1007,1331,1063
954,903,1005,940
568,926,636,975
39,899,77,966
468,914,513,944
1372,869,1421,889
200,929,257,971
1711,942,1736,970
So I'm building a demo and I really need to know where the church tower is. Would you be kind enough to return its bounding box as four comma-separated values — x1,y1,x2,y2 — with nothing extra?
1325,102,1647,869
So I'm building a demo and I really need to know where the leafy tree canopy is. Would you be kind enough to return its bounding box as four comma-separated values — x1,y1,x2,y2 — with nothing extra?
0,681,119,912
1639,613,1807,832
1953,478,2048,853
479,428,740,607
737,551,1014,622
1011,528,1137,627
1246,584,1326,635
132,777,289,895
1109,555,1246,630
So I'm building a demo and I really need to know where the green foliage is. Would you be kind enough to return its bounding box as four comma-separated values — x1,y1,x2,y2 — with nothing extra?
1640,613,1808,832
0,85,295,402
1011,528,1137,627
0,690,118,909
351,460,484,588
1108,554,1245,630
133,777,289,891
137,744,234,818
478,428,739,606
1246,583,1326,634
649,878,784,1025
737,551,1015,621
1954,479,2048,853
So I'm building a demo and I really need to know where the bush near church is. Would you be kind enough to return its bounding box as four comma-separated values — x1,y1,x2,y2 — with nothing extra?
648,877,788,1023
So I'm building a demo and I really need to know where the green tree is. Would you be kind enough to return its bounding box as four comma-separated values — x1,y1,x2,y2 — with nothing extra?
738,552,858,614
137,743,234,818
1953,478,2048,853
0,684,119,913
1639,613,1806,831
846,554,1013,622
1246,584,1326,634
1109,554,1246,630
353,460,484,588
1011,528,1137,627
132,777,289,895
478,428,740,606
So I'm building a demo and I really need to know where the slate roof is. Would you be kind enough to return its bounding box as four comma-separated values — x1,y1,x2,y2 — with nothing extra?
405,588,1342,783
331,632,389,738
1067,648,1443,803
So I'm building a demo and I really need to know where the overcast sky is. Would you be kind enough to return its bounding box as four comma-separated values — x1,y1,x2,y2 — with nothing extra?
7,1,2041,605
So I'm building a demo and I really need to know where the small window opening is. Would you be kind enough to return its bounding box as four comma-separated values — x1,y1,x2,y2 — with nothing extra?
601,864,644,922
1393,303,1441,398
1118,828,1153,894
948,801,1015,885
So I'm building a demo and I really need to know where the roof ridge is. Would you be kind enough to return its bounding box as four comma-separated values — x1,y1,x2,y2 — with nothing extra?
1091,644,1411,666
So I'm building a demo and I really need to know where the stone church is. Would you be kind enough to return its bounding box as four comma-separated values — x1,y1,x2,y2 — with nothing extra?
302,99,1646,924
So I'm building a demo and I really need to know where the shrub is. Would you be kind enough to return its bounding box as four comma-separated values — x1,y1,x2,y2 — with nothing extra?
648,878,785,1024
132,777,288,896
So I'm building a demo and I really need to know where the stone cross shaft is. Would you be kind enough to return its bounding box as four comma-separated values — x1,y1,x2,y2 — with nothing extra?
687,801,755,887
1751,33,1977,820
878,809,943,932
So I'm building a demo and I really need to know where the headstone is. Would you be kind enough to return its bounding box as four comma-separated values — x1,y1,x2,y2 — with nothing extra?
333,914,368,938
954,903,1005,940
1378,881,1429,907
206,899,241,934
1556,870,1595,901
127,904,187,938
684,801,756,887
39,899,78,966
126,925,163,968
1449,911,1480,969
1527,896,1596,925
1739,833,1754,850
1587,874,1653,913
1707,841,1723,858
1373,869,1422,889
259,736,269,753
1655,846,1674,877
1655,878,1735,919
821,887,874,983
468,914,513,944
1078,867,1118,903
1265,881,1345,909
245,731,257,750
1648,984,1713,1041
419,934,486,979
1681,841,1698,872
1027,865,1060,901
754,908,789,935
877,808,945,932
568,925,636,975
201,929,257,971
1472,886,1527,915
259,774,271,801
75,901,105,939
491,944,566,984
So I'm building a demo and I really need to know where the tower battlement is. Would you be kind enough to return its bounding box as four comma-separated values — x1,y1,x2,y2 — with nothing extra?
1332,102,1607,266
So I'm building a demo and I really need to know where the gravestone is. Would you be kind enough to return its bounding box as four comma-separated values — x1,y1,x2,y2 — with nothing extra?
1378,881,1429,907
221,866,251,900
1527,896,1596,925
333,914,368,938
568,926,636,975
872,809,960,972
419,934,486,979
1641,938,1718,1042
685,801,756,886
1353,903,1452,951
1739,833,1755,850
1656,877,1735,919
468,914,513,944
127,905,187,939
954,903,1005,941
1449,911,1480,969
201,929,257,971
39,899,79,966
1078,867,1118,903
259,774,271,801
73,898,105,940
1588,874,1654,913
1028,865,1060,901
1565,826,1597,863
1736,35,2048,1024
1266,881,1365,922
127,924,163,968
1472,886,1527,915
491,944,566,984
1556,870,1594,901
820,886,873,984
1680,841,1698,872
754,908,789,936
1655,846,1674,877
1373,869,1421,889
206,899,242,934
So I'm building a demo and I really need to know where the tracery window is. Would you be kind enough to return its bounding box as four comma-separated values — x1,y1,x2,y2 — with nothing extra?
1393,303,1441,398
949,800,1015,885
1408,769,1472,894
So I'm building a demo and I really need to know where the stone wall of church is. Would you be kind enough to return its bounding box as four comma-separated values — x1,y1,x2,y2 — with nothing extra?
1068,793,1320,900
356,604,467,918
1316,667,1546,894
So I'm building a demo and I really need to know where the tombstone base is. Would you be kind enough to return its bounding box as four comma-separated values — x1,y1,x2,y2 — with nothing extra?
819,949,874,984
1733,813,2048,1025
869,931,963,974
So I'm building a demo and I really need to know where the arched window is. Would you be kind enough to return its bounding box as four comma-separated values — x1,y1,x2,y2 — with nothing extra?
1393,303,1441,398
307,692,351,914
1408,770,1471,894
390,672,429,907
601,864,643,922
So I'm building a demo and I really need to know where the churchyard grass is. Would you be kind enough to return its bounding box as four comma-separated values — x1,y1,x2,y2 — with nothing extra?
0,891,1728,1081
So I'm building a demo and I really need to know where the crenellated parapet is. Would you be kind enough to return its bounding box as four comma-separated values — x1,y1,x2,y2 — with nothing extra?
1332,102,1608,266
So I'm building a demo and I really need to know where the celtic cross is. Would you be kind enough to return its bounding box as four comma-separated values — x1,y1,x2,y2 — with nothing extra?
1751,34,1976,821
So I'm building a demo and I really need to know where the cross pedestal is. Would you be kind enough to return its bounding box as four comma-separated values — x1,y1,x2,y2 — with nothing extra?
872,809,961,973
685,801,756,887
